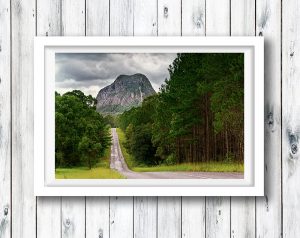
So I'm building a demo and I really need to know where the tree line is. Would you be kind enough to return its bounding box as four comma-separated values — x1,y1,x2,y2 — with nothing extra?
55,90,111,169
118,53,244,166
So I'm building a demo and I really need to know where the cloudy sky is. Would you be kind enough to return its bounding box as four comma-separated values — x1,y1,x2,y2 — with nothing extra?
55,53,177,97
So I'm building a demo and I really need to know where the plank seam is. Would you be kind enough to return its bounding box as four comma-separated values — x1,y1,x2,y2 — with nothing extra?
35,0,38,236
280,0,283,236
10,0,13,236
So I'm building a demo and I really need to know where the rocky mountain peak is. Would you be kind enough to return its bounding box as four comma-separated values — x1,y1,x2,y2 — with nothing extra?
96,73,156,114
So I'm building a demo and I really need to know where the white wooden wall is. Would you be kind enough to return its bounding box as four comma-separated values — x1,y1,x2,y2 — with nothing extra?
1,0,297,237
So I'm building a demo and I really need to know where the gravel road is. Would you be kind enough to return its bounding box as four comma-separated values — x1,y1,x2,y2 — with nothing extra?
110,128,244,179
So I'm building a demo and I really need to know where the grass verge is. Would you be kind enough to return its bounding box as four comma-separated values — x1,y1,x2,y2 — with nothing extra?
133,162,243,173
116,128,244,173
116,128,136,169
55,147,125,179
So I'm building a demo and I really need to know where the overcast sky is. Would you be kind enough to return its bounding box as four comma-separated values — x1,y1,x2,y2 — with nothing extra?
55,53,177,97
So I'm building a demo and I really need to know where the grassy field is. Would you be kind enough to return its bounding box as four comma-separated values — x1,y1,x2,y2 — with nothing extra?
116,128,244,173
55,147,125,179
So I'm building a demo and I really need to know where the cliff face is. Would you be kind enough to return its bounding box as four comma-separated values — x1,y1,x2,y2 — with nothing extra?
96,73,156,114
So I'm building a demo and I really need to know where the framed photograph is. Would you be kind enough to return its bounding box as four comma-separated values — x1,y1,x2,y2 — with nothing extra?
34,36,264,196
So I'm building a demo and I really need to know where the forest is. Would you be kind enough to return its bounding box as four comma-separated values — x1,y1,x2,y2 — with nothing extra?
118,53,244,166
55,90,111,169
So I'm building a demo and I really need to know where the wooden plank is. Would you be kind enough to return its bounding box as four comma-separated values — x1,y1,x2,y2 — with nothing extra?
230,197,255,238
134,197,157,238
282,0,300,237
36,0,62,36
132,2,158,237
157,0,181,35
0,0,11,237
36,1,62,237
134,0,157,36
157,197,181,238
109,2,134,237
230,1,256,237
85,197,109,238
157,2,182,237
181,1,206,237
231,0,255,36
110,0,134,36
60,1,86,238
62,197,85,238
37,197,61,238
182,0,206,36
84,1,110,238
256,0,282,237
182,197,205,238
205,1,231,237
86,0,109,36
206,0,230,36
11,0,36,237
110,197,133,238
206,198,230,238
62,0,85,36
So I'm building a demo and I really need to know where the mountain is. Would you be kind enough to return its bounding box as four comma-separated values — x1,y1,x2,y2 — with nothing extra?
96,73,156,114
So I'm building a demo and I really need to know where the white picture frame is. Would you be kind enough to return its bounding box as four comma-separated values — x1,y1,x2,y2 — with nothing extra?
34,36,264,196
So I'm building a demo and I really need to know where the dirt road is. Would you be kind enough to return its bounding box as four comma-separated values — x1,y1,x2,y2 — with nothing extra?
110,128,243,179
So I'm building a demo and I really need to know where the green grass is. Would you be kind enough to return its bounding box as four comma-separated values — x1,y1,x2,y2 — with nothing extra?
116,128,136,169
132,162,243,173
55,147,125,179
116,128,244,173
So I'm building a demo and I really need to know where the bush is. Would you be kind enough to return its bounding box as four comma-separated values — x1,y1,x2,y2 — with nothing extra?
164,154,176,165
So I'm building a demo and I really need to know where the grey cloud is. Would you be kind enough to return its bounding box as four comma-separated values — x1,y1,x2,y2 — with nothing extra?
56,53,177,97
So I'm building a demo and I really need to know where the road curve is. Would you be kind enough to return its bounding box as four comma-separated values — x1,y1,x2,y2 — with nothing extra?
110,128,244,179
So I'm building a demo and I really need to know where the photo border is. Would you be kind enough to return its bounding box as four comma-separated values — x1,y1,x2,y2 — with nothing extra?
34,37,264,196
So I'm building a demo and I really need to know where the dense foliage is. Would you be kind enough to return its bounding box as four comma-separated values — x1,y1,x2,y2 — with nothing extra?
118,53,244,166
55,90,111,169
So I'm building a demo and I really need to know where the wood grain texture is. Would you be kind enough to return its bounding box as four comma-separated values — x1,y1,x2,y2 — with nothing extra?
36,0,61,36
157,3,182,237
231,0,255,36
282,0,300,237
85,2,110,238
110,197,133,238
182,0,205,36
36,1,62,237
182,197,205,238
181,2,206,237
256,0,282,237
158,0,181,35
134,197,157,238
134,0,157,36
109,3,134,237
230,1,256,237
2,0,292,237
62,197,85,238
205,1,231,237
60,1,86,238
110,0,134,36
86,0,109,36
206,197,230,238
157,197,181,238
86,197,110,238
37,197,61,238
133,2,158,237
230,198,255,238
206,0,230,36
11,0,36,237
0,0,10,237
62,0,85,36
